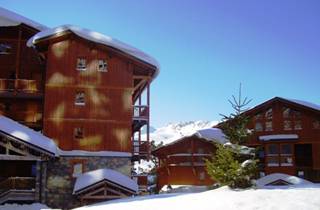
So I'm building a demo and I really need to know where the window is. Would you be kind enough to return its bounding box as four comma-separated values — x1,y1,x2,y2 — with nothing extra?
73,163,83,177
0,43,12,54
294,121,302,130
255,113,263,120
284,120,292,130
75,91,85,105
199,171,205,181
265,121,273,131
283,107,291,118
265,108,273,119
266,144,293,167
74,127,84,139
197,148,204,154
98,59,107,72
267,144,278,156
313,120,320,129
77,58,87,71
255,122,263,132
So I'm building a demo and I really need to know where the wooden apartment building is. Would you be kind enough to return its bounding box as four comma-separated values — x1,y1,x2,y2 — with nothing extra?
0,7,159,208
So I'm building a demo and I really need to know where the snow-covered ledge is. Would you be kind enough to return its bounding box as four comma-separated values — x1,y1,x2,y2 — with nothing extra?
259,134,298,141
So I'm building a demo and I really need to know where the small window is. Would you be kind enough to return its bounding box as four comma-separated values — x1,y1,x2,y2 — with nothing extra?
294,121,302,130
267,156,279,167
281,144,292,155
74,127,84,139
265,121,273,131
284,120,292,130
199,171,205,180
75,92,85,105
313,120,320,129
73,163,83,177
255,122,263,131
265,108,273,119
267,144,278,156
197,148,204,154
283,107,291,118
98,59,107,72
280,157,293,166
0,43,12,55
77,58,87,71
255,113,262,120
293,110,302,119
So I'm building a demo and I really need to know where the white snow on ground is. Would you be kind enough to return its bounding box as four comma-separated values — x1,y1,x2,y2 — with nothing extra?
73,184,320,210
0,203,50,210
27,25,160,75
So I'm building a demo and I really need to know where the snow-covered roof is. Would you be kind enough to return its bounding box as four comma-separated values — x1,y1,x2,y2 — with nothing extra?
27,24,159,75
259,134,298,141
195,128,228,144
0,7,48,31
256,173,313,188
283,98,320,112
73,168,138,194
0,116,58,156
59,149,131,157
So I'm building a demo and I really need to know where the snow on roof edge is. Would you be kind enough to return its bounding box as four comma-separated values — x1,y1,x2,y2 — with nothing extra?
281,97,320,112
27,24,160,77
259,134,298,141
58,149,132,157
73,168,138,194
0,7,48,31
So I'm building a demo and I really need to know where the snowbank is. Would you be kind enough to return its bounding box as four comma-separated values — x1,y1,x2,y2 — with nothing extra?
0,203,50,210
255,173,313,188
74,184,320,210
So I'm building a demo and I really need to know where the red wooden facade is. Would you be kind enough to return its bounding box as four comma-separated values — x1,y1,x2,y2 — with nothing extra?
153,136,215,190
0,24,157,159
241,97,320,182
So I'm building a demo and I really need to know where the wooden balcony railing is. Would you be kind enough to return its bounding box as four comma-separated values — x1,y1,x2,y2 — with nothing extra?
133,105,149,121
0,177,36,195
0,79,42,93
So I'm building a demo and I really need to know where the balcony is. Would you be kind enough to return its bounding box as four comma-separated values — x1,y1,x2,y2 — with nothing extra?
0,79,43,98
133,105,149,121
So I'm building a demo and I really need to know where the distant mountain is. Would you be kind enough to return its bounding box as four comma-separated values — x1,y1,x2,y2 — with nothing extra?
150,120,218,146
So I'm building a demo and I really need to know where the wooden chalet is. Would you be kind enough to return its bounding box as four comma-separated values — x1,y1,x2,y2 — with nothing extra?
0,7,159,208
152,128,226,191
237,97,320,182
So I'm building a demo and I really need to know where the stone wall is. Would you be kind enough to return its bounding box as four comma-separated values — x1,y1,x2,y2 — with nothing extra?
45,156,131,209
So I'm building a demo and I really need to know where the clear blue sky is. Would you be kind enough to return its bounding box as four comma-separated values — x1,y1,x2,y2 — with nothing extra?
2,0,320,127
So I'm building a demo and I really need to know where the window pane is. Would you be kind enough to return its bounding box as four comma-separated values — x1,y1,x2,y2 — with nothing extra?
265,121,272,131
312,120,320,129
98,59,107,71
73,163,83,177
267,144,278,155
284,120,292,130
280,156,293,166
255,113,262,120
267,156,279,166
265,108,273,119
293,110,301,119
75,92,85,105
255,122,263,131
294,121,302,130
283,107,290,118
77,58,87,70
281,144,292,155
74,127,84,139
0,43,12,54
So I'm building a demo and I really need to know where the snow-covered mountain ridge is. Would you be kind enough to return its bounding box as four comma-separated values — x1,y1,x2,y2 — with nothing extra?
149,120,218,146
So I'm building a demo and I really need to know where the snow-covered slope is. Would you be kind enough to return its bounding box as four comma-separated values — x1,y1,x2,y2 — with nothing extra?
74,184,320,210
150,120,218,146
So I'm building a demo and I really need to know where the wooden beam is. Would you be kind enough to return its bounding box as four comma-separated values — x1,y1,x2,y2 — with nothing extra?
15,26,22,79
0,141,38,158
133,75,152,80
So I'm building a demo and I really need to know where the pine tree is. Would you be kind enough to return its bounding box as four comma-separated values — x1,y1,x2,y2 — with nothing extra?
205,84,258,188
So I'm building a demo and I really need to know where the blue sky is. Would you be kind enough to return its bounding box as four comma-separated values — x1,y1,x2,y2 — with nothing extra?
2,0,320,127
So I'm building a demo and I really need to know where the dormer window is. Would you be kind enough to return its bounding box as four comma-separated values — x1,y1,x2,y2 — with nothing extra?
75,91,85,105
0,43,12,55
98,59,107,72
77,58,87,71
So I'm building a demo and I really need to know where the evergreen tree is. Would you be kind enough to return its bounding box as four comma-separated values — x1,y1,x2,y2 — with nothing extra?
205,85,258,188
